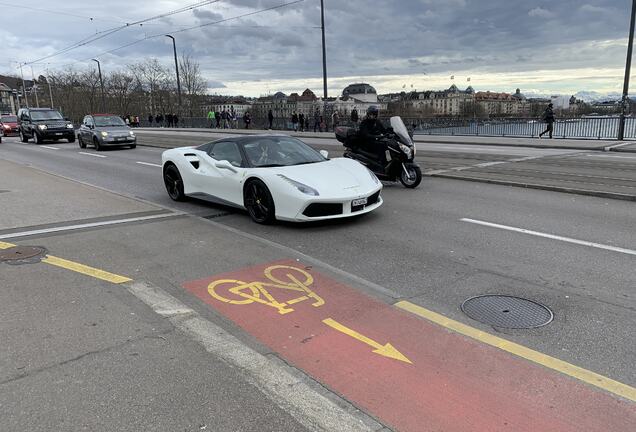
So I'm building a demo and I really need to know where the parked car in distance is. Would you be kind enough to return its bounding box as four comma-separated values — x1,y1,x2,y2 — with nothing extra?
18,108,75,143
0,114,19,137
78,114,137,150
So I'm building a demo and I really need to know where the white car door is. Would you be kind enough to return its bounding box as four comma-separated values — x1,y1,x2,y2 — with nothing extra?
193,141,245,205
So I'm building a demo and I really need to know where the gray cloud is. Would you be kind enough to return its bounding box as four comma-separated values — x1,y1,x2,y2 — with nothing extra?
0,0,631,95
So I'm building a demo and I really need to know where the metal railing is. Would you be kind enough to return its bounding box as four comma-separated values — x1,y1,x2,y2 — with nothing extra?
136,115,636,140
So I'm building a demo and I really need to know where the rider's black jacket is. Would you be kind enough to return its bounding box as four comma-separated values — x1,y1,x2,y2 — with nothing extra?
359,117,386,141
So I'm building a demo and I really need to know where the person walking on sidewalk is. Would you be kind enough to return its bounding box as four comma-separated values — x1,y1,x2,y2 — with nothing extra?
291,112,299,131
207,109,215,128
351,107,359,126
298,113,305,132
539,103,555,139
268,110,274,130
148,114,153,127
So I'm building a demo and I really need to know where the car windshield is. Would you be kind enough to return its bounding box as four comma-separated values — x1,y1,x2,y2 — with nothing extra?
94,116,126,127
1,115,17,122
243,137,326,168
30,111,64,121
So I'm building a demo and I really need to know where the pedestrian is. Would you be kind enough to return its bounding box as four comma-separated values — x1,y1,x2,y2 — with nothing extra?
207,109,215,128
291,112,298,131
244,111,252,129
134,116,139,127
268,109,274,130
332,110,339,131
305,116,309,131
313,109,320,132
298,113,305,132
215,111,221,128
320,116,326,132
231,109,237,129
166,113,173,128
173,113,179,128
148,114,153,127
539,103,555,139
125,116,130,126
351,107,359,125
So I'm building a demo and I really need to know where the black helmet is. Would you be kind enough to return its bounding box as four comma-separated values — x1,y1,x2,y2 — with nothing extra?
367,106,379,116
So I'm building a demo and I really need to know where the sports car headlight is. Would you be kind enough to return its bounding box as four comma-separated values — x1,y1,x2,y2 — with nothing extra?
399,143,413,159
66,123,74,129
100,131,109,137
367,168,379,184
38,124,47,130
277,174,319,196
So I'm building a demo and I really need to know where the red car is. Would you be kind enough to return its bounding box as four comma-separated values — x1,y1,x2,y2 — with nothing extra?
0,114,19,137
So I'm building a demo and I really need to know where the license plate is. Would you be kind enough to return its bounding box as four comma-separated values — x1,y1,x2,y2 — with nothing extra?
115,137,124,141
352,198,367,206
55,133,63,136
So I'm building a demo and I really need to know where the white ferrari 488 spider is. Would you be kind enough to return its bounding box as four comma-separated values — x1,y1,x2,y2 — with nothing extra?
161,135,383,224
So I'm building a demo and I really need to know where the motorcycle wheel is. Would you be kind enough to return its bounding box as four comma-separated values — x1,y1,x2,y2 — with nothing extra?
400,164,422,188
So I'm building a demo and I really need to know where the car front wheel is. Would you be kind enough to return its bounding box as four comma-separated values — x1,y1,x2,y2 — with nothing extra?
163,164,186,201
244,179,276,224
19,130,28,143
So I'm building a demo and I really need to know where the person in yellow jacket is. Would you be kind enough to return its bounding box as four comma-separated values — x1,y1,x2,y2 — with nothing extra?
207,110,215,128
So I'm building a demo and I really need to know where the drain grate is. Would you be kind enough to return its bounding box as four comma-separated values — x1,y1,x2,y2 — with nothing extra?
461,295,553,329
0,246,48,265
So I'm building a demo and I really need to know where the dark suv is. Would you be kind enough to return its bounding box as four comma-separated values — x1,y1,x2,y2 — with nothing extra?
18,108,75,144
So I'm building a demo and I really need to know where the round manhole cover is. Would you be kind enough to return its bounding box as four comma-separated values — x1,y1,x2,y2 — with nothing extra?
461,295,553,329
0,246,47,265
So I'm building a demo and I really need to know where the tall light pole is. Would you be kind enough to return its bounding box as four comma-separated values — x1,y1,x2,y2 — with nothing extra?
320,0,328,104
165,35,182,111
30,66,40,108
46,66,54,108
92,59,106,113
619,0,636,140
19,63,29,108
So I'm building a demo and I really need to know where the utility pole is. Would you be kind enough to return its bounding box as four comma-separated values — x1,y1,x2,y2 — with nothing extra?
19,63,29,108
165,35,182,112
46,67,54,108
30,66,40,108
618,0,636,140
92,59,106,112
320,0,328,111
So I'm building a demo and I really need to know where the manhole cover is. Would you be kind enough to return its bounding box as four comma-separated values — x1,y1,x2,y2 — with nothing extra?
0,246,48,265
461,295,553,329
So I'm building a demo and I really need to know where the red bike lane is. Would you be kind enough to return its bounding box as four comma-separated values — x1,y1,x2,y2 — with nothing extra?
183,260,635,432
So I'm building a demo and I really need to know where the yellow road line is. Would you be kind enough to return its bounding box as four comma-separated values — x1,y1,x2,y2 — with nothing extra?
395,300,636,403
0,241,16,249
42,255,132,284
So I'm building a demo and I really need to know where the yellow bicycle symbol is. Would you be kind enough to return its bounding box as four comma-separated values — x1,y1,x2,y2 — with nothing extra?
208,265,325,314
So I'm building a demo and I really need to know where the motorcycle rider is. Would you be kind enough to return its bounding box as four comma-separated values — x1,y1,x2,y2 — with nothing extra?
358,106,388,164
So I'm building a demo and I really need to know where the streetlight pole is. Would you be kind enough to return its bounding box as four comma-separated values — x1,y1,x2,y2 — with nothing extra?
92,59,106,113
19,63,29,108
46,67,54,108
320,0,328,102
165,35,182,111
618,0,636,140
30,66,40,108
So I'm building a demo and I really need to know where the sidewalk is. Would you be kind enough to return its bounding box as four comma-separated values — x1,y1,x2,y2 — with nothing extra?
135,127,636,153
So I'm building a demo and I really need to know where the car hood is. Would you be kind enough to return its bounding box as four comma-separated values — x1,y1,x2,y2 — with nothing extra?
32,119,67,127
95,126,132,135
267,158,376,195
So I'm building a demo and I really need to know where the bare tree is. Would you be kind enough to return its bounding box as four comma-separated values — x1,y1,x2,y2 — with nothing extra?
179,53,206,116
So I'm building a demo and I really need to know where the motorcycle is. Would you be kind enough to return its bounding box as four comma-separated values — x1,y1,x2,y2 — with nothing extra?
335,116,422,188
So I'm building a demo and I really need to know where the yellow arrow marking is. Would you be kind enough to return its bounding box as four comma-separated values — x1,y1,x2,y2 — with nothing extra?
322,318,412,364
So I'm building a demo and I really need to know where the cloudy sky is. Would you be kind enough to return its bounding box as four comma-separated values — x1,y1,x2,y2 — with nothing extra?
0,0,631,97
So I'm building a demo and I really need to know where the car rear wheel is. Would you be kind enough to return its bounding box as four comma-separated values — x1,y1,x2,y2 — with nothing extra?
163,164,186,201
244,179,276,224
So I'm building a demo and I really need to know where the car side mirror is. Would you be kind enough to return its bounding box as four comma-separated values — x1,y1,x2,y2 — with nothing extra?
215,160,238,173
319,150,329,159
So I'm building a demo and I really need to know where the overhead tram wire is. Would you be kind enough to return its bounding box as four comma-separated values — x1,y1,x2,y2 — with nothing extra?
59,0,307,69
23,0,223,66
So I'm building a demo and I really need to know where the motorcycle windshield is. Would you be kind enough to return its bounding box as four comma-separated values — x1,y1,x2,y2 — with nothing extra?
390,116,413,146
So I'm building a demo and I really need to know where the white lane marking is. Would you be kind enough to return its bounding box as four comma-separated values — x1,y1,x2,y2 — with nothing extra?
586,154,636,160
603,142,635,151
41,145,60,150
136,161,162,168
461,218,636,257
0,213,178,240
126,281,379,432
78,152,107,158
426,155,550,175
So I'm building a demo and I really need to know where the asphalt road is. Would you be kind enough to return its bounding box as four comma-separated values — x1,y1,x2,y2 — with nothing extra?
1,135,634,430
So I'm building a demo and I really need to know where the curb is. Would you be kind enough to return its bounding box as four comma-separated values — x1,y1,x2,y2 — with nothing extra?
430,173,636,202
